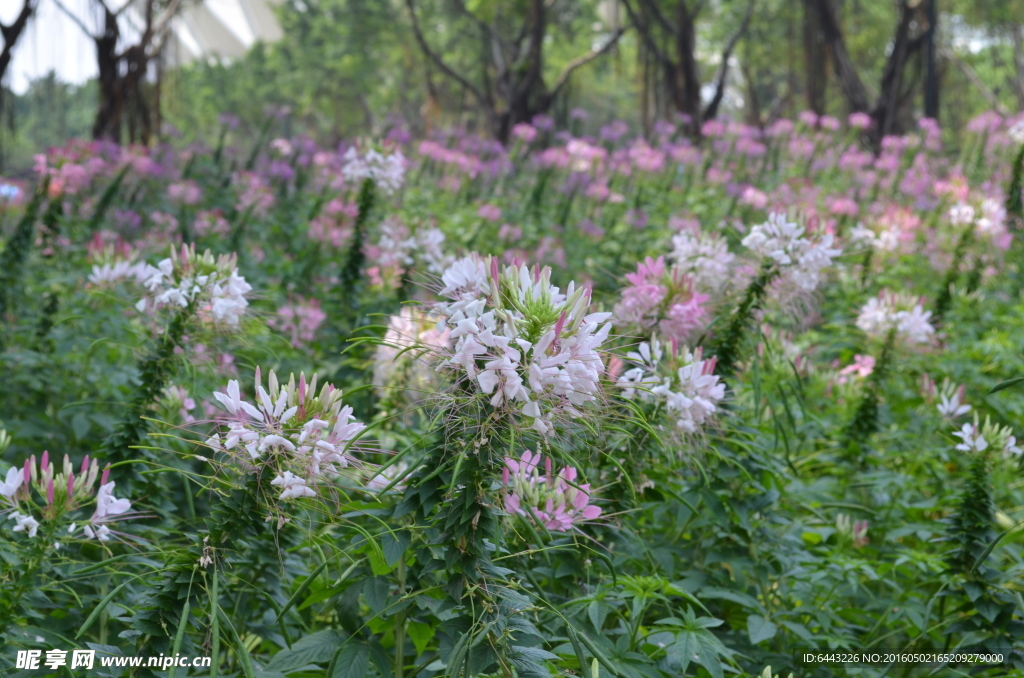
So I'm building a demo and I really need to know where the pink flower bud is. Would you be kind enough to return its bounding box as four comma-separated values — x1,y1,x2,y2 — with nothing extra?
552,311,567,339
80,455,90,475
101,466,110,486
47,477,54,506
41,450,49,472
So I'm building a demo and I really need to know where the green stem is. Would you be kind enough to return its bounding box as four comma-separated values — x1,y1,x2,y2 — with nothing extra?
0,180,49,326
711,263,777,379
100,306,192,469
394,558,407,678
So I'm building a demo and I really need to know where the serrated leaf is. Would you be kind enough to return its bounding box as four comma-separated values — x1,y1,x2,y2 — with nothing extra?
265,630,345,673
747,614,777,644
363,577,390,614
381,530,410,567
332,642,370,678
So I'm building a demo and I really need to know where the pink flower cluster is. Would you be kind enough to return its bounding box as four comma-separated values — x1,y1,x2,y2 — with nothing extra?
272,297,328,348
614,256,709,343
309,199,359,248
502,450,601,533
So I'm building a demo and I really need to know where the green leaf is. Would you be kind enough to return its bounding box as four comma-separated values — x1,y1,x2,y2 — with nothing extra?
363,576,390,613
588,600,611,631
511,645,559,662
407,621,434,655
265,629,345,673
332,642,370,678
747,614,777,644
696,634,724,678
672,633,698,673
988,377,1024,394
381,530,410,567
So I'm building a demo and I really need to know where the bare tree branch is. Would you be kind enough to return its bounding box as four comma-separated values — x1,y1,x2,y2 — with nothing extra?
813,0,870,112
52,0,96,38
547,24,630,103
146,0,184,57
0,0,36,86
622,0,672,66
703,0,755,120
636,0,676,36
451,0,499,42
113,0,143,19
939,44,1009,116
403,0,491,113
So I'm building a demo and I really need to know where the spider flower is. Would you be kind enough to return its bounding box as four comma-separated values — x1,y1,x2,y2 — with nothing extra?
342,142,406,195
856,290,934,346
669,229,735,292
952,416,1021,458
502,450,601,532
617,338,725,435
613,256,710,344
433,255,612,436
741,212,841,293
204,369,376,505
1,452,135,543
135,244,252,327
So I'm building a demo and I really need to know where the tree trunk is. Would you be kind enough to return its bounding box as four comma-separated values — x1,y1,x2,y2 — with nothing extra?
673,0,701,134
802,0,827,115
871,0,928,140
814,0,870,113
92,8,122,141
122,44,150,144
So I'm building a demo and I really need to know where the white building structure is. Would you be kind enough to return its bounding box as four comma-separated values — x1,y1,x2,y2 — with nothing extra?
0,0,281,93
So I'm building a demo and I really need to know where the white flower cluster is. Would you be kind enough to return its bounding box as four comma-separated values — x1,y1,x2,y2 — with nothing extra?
952,417,1021,458
80,481,132,541
669,230,735,291
852,219,910,253
1008,118,1024,145
342,145,406,196
434,255,612,436
975,198,1007,240
374,219,453,276
205,370,370,503
88,260,153,287
948,197,1009,247
616,338,726,434
856,290,935,346
2,452,133,543
936,381,971,420
741,212,841,291
135,245,252,327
